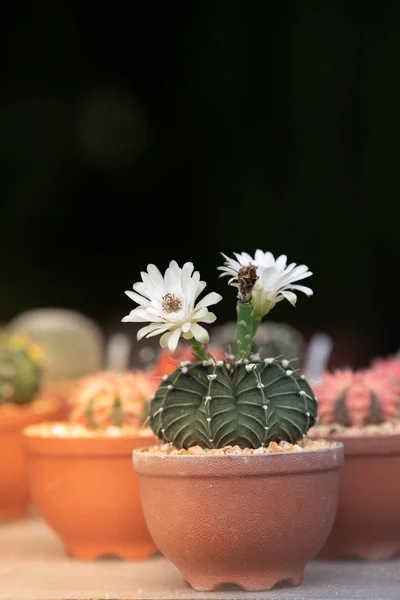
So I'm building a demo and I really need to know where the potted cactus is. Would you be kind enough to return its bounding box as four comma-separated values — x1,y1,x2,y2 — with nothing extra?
23,371,159,559
310,367,400,560
0,334,64,520
122,251,344,592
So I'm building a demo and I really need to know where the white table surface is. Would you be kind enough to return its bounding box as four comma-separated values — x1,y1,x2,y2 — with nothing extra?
0,517,399,600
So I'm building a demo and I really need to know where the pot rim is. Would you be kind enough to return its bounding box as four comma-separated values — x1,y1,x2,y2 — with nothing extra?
0,403,61,433
320,432,400,456
133,441,344,477
22,431,158,458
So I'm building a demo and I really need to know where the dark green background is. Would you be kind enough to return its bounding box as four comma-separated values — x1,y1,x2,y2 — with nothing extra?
2,2,399,366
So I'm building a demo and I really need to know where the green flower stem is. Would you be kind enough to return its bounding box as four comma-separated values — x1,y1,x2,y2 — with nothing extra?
188,338,209,362
236,301,259,359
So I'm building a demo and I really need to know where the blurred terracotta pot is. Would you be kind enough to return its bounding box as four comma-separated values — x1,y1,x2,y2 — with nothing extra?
133,444,344,592
0,398,63,521
317,434,400,560
23,430,158,560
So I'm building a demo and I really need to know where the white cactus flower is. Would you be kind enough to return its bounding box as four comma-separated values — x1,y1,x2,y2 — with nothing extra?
122,261,222,352
218,250,313,317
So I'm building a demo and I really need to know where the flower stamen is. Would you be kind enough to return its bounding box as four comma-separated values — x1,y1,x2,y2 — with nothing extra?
161,293,182,314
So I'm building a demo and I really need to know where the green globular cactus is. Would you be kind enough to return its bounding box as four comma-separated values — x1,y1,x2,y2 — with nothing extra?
150,357,317,449
0,336,43,405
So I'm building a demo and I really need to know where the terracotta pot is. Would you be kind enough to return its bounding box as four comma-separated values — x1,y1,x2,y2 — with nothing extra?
317,433,400,560
133,444,344,592
23,431,159,560
0,398,63,521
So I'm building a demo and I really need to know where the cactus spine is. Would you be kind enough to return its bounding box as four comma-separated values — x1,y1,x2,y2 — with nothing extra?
0,335,43,405
150,358,317,449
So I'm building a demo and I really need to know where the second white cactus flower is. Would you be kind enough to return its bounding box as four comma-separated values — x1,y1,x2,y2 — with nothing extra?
122,261,222,352
218,250,313,317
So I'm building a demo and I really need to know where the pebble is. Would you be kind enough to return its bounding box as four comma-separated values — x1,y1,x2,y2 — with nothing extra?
269,442,284,452
188,446,206,455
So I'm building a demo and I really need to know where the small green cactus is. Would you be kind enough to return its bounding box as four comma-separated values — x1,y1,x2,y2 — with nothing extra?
150,358,317,449
0,335,43,405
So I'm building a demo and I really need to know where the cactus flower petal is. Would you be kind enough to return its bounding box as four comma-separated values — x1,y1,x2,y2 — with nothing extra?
137,323,168,340
160,331,172,348
288,284,313,296
167,328,182,352
195,280,207,299
191,323,209,343
195,292,223,309
280,290,298,306
198,312,217,324
124,290,152,307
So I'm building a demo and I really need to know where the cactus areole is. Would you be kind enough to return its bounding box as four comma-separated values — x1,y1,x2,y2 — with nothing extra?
122,250,317,450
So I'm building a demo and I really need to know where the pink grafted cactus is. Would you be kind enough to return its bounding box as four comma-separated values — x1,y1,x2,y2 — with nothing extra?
371,355,400,396
314,369,398,427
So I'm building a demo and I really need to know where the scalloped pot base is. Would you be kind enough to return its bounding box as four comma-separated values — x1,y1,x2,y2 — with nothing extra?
183,569,303,593
317,433,400,561
0,399,64,522
133,443,344,592
23,432,158,560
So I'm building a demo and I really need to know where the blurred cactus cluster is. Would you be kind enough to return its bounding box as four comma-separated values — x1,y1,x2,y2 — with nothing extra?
69,371,157,429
